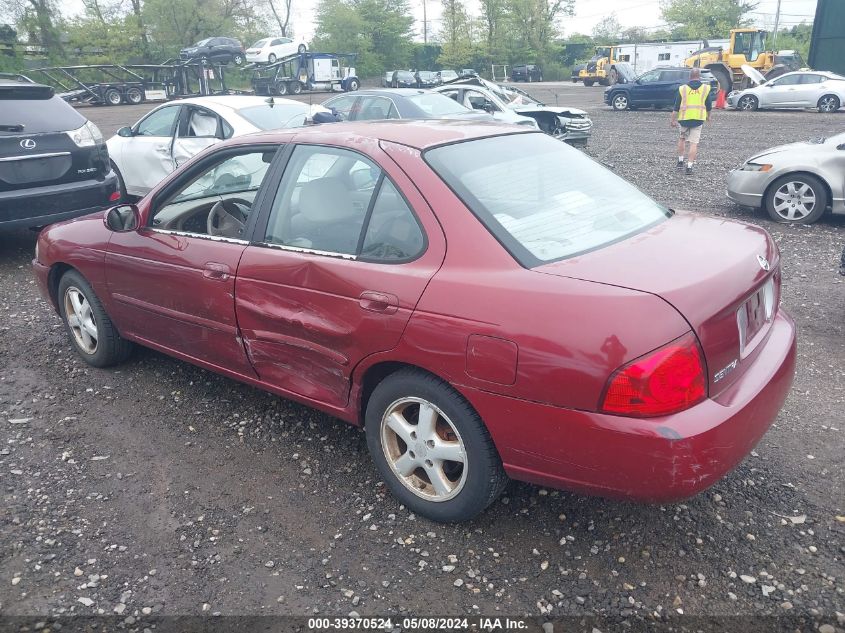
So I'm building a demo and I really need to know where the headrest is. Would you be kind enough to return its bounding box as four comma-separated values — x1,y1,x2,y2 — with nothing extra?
298,177,356,224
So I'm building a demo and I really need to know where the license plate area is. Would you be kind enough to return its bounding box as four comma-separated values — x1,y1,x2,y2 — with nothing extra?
737,276,775,357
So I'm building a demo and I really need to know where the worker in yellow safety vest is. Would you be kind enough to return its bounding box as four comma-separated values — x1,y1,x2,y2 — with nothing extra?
670,68,714,175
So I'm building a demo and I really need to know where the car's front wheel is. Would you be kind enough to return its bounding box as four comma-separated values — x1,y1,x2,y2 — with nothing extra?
765,174,828,224
58,270,133,367
737,94,758,111
365,369,507,523
817,94,840,113
233,53,244,66
611,93,629,111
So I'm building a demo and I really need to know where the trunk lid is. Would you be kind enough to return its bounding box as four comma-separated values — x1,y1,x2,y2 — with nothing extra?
535,212,780,397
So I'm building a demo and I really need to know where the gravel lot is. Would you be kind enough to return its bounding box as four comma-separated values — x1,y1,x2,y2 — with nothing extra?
1,83,843,628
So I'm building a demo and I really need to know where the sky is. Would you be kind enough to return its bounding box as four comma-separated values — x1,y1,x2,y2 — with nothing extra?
53,0,819,45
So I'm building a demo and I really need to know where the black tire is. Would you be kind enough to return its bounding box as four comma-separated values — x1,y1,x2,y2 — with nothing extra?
58,270,133,368
818,94,840,113
267,53,277,64
764,173,829,224
737,94,758,111
609,68,619,85
297,44,307,54
110,160,127,202
232,53,244,66
289,81,302,95
365,369,508,523
584,79,594,87
125,87,144,105
274,81,288,95
104,88,122,106
611,92,629,111
346,78,360,92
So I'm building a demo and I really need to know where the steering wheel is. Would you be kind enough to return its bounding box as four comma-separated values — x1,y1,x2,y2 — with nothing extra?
207,198,251,238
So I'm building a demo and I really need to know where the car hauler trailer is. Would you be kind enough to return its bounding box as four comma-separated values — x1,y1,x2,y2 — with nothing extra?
250,52,359,95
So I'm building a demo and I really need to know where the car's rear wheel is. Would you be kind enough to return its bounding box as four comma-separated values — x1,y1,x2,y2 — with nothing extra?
125,87,144,105
288,81,301,94
365,369,507,523
58,270,133,367
274,81,288,95
611,93,629,111
818,94,840,113
232,53,244,66
738,94,758,111
765,174,828,224
105,88,122,106
268,53,277,64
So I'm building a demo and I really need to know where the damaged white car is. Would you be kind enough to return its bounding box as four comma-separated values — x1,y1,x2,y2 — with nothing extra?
434,76,592,146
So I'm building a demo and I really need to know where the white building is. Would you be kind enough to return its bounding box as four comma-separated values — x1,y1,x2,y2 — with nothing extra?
614,40,730,74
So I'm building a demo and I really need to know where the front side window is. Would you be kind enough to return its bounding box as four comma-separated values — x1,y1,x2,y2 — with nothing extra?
465,90,498,111
136,106,179,136
264,145,424,261
638,70,660,83
324,95,358,120
407,92,469,116
151,149,275,238
425,133,670,266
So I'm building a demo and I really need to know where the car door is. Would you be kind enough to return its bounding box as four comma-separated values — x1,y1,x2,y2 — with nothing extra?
235,143,446,408
119,104,181,197
630,70,661,105
763,74,801,107
795,73,825,107
171,105,230,169
105,144,279,375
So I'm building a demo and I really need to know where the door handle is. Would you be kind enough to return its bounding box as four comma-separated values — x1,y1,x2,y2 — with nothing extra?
203,262,230,281
359,291,399,314
154,145,170,154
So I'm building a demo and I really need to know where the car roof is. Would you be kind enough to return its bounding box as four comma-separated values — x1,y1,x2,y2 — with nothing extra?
238,119,535,151
335,89,430,98
169,95,307,110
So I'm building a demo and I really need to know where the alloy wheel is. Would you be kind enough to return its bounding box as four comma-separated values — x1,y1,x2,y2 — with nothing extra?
819,96,838,113
64,287,98,354
613,95,628,110
772,181,816,221
380,397,467,502
738,96,757,111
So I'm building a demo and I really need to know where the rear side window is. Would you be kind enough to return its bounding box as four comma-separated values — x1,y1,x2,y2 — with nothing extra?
0,95,85,135
426,133,670,266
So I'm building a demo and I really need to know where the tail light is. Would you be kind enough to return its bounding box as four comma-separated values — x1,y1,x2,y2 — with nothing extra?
600,332,707,418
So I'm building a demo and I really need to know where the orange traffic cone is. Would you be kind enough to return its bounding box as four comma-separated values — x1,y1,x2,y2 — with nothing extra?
715,89,727,109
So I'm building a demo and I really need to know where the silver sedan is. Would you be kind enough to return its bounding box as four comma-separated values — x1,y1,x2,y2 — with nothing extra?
727,132,845,224
727,70,845,113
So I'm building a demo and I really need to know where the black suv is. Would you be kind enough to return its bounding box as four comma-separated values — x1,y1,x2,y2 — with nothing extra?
603,66,718,111
0,77,118,230
511,64,543,82
180,37,246,66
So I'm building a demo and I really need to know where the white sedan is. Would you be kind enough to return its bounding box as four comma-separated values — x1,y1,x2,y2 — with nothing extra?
245,37,308,64
728,67,845,113
107,96,312,198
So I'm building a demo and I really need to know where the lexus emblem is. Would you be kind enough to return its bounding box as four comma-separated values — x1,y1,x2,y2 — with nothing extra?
757,255,770,271
20,138,37,150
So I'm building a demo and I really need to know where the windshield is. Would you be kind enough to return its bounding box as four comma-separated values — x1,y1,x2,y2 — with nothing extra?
251,39,269,48
425,133,670,266
236,103,308,130
407,92,470,116
396,71,414,80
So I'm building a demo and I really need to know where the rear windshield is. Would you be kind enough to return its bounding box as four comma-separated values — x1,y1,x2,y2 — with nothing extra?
406,93,469,116
0,95,85,135
396,71,414,80
425,133,670,266
236,103,308,130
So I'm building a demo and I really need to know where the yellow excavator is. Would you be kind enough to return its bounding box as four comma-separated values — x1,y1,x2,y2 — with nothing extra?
685,28,801,92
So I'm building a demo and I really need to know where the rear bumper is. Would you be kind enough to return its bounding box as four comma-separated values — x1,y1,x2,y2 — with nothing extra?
0,172,118,229
463,310,796,502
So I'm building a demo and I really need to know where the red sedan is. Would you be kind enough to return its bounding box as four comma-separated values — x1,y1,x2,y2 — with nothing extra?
33,121,796,522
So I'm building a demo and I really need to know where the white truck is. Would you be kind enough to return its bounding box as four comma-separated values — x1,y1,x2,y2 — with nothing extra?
251,52,360,96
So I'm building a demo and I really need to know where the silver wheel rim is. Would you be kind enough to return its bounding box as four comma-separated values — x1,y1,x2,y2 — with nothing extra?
820,97,836,112
773,181,816,220
128,89,141,103
380,397,467,502
108,92,121,105
614,95,627,109
740,97,755,110
64,287,98,354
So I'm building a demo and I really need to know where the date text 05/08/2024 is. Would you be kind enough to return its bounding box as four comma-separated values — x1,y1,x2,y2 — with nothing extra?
307,617,529,630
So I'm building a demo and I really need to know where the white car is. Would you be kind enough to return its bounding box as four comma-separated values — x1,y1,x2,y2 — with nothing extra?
107,96,312,197
728,67,845,113
245,37,308,64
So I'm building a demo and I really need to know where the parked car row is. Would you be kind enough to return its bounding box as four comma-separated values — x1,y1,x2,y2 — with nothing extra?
178,35,310,67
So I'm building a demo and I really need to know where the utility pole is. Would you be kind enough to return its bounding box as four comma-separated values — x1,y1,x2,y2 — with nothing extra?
772,0,782,48
423,0,428,44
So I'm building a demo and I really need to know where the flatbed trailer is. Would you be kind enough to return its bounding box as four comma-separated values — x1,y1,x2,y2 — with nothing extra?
249,52,359,95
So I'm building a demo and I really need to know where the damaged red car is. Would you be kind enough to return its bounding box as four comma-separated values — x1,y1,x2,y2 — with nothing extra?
33,121,796,522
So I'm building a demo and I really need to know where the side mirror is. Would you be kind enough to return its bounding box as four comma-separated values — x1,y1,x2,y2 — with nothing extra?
117,126,134,137
104,204,139,232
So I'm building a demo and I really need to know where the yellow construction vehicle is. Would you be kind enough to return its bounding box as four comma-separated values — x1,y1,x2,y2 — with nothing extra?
578,46,627,86
685,28,799,92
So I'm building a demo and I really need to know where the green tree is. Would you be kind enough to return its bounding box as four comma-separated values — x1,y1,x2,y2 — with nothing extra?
438,0,472,68
505,0,574,62
660,0,754,39
591,13,621,43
